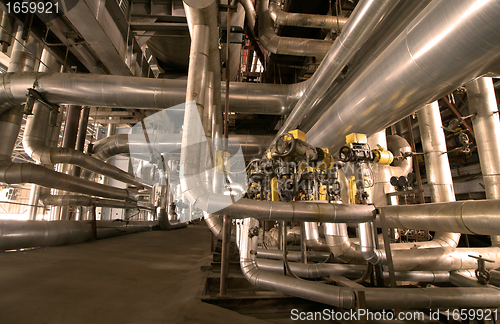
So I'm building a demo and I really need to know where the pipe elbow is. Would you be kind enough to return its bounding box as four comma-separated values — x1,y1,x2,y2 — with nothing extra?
360,246,386,265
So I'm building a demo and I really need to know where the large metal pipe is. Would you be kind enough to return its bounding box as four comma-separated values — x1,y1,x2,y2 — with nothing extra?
240,218,499,309
418,102,455,203
217,199,376,223
299,0,432,132
273,0,399,143
238,217,356,308
257,0,332,57
0,72,305,116
41,195,137,209
0,220,155,251
183,0,222,138
306,0,500,153
381,200,500,236
467,77,500,199
23,102,142,186
268,0,348,30
257,258,450,283
466,76,500,246
417,101,461,247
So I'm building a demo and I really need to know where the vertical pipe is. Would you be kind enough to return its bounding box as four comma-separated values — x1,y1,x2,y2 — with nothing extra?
406,116,425,203
59,105,82,220
466,77,500,246
73,107,90,178
417,101,460,247
220,8,232,297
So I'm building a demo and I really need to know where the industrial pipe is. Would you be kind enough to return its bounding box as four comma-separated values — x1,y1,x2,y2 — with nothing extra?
0,220,156,251
0,72,305,116
268,0,348,30
306,0,500,153
257,0,332,57
273,0,399,143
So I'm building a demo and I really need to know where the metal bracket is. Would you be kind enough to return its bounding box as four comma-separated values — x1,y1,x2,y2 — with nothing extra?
23,88,59,115
469,254,494,285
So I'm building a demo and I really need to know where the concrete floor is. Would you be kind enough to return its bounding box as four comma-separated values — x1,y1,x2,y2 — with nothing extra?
0,223,274,324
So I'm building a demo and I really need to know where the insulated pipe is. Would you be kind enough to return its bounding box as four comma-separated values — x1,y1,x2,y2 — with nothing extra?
299,0,432,132
238,217,356,308
41,195,137,209
61,105,81,149
183,0,222,138
306,0,500,153
91,133,273,162
268,0,348,30
417,101,461,248
273,0,399,143
256,258,366,279
257,258,451,283
0,73,303,116
22,102,142,186
303,221,330,251
0,220,155,251
217,199,377,223
75,107,90,153
257,0,332,57
240,218,500,309
467,77,500,200
466,77,500,246
255,248,331,262
380,200,500,236
418,102,456,203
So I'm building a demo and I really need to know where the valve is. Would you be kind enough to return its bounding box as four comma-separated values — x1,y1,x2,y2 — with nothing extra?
469,255,494,285
274,130,326,163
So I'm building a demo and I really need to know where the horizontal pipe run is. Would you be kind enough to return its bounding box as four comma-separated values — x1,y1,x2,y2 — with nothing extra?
256,258,366,279
41,195,137,209
380,200,500,235
269,0,348,30
255,248,331,262
0,72,306,116
0,220,156,251
218,199,377,223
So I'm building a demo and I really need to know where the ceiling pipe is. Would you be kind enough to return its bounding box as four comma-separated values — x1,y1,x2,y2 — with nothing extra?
299,0,432,132
269,0,348,30
257,0,332,57
0,220,155,251
0,72,305,116
273,0,399,145
306,0,500,153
